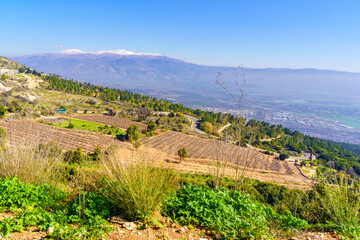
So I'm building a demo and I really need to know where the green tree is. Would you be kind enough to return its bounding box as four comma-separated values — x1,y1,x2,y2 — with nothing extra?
178,148,187,162
279,152,290,160
126,125,139,143
64,147,84,164
1,74,6,81
147,122,156,132
0,106,6,119
200,122,213,133
8,105,15,113
92,147,102,161
309,147,314,160
18,68,25,73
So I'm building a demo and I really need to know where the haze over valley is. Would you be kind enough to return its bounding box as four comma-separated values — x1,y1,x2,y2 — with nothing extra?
14,49,360,144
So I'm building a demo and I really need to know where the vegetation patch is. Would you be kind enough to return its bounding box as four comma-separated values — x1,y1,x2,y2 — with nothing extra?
163,184,308,239
0,177,114,239
39,118,126,137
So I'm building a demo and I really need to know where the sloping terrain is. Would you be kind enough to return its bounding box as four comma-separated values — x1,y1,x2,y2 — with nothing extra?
70,114,147,131
0,56,26,70
0,119,130,153
0,118,311,189
140,131,311,189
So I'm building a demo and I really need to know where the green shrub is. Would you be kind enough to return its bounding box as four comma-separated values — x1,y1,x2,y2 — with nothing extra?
0,177,114,239
163,184,308,239
126,125,139,142
279,152,290,160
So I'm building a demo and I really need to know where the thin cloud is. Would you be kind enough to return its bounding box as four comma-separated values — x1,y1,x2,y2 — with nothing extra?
49,45,65,49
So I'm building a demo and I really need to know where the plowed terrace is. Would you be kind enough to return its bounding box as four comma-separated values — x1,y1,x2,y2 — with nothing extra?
0,118,311,189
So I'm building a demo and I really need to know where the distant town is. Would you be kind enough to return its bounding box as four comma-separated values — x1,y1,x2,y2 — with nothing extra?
199,106,360,145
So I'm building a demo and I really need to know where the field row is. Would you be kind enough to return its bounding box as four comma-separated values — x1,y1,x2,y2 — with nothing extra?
141,131,293,174
0,120,125,153
69,114,147,131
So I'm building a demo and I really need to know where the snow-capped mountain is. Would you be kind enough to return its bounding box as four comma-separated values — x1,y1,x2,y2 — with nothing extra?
59,49,162,56
13,49,360,109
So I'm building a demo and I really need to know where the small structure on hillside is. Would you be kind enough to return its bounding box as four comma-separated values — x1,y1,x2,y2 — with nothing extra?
56,109,66,114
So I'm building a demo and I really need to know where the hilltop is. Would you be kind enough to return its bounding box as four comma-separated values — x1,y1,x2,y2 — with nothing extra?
0,56,26,70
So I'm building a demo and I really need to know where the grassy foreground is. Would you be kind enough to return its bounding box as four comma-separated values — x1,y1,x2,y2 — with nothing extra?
0,140,358,239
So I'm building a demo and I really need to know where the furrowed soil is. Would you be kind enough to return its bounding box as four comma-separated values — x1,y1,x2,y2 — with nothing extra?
0,118,311,189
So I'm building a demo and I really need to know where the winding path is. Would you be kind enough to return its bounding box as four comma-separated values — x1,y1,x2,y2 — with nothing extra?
154,111,206,135
218,123,231,134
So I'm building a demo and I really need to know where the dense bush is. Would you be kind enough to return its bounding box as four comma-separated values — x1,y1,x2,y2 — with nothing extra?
163,184,308,239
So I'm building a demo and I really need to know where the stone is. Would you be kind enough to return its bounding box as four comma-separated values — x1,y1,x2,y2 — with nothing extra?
123,222,137,231
313,235,320,239
46,227,54,235
110,215,128,225
138,232,142,235
176,227,187,233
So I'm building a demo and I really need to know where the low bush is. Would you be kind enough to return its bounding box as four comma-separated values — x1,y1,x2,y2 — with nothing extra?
163,184,308,239
0,177,114,239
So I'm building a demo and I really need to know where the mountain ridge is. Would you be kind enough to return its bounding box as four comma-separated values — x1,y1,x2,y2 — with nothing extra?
13,50,360,108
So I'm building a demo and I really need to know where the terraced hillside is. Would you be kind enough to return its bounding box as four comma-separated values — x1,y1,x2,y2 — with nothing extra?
141,130,294,175
0,120,129,153
0,117,310,189
70,114,147,131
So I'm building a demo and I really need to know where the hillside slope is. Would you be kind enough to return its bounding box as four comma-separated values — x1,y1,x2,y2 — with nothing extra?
0,56,26,70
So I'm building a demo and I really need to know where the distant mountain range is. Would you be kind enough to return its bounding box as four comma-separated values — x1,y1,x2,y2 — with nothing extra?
13,49,360,110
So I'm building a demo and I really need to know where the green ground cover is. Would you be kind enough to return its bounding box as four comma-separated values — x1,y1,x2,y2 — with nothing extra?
39,118,126,136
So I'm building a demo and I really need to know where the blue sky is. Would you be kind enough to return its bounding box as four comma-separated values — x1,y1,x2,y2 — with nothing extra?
1,0,360,72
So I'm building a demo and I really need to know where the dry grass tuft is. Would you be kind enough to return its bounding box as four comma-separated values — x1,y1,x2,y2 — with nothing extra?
0,141,63,185
99,147,178,221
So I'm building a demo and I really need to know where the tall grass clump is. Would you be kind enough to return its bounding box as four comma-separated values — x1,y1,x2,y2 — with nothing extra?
314,173,360,238
0,141,63,185
163,184,308,239
100,149,178,221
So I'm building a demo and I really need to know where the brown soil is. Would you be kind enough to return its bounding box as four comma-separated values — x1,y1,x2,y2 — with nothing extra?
0,119,312,189
1,222,339,240
0,119,129,153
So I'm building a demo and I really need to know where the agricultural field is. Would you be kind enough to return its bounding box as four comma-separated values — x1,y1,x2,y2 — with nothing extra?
141,131,286,172
140,130,311,189
70,114,147,131
0,117,311,189
0,119,130,153
38,117,126,137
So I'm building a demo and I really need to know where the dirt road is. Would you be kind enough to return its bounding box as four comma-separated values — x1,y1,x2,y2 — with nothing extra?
154,111,206,135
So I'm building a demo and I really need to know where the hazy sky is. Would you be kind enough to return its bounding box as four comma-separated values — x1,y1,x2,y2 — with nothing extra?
2,0,360,72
